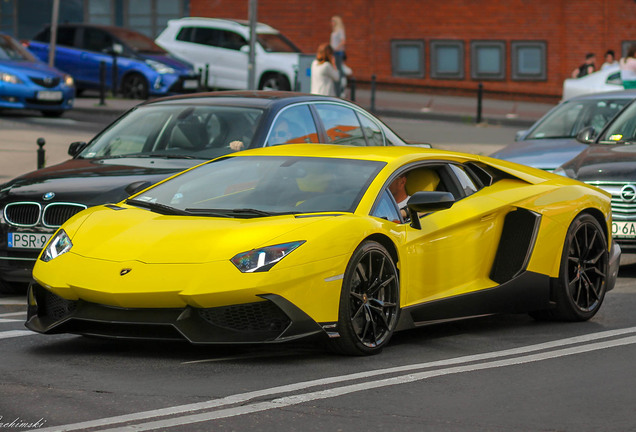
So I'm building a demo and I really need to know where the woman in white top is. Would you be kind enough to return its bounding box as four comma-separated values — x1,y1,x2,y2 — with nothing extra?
311,43,340,96
620,46,636,89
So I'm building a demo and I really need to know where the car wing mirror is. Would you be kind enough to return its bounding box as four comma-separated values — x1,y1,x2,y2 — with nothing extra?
515,130,528,141
125,181,152,196
407,191,455,229
240,45,250,53
113,43,124,55
68,141,88,157
575,126,597,144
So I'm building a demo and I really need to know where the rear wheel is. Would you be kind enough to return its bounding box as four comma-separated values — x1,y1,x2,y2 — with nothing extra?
121,73,149,99
534,213,608,321
259,73,291,91
331,241,399,355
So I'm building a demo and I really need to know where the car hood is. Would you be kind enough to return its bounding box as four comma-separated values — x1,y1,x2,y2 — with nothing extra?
69,206,345,264
0,59,65,78
490,138,587,170
0,157,201,206
560,144,636,181
141,53,194,72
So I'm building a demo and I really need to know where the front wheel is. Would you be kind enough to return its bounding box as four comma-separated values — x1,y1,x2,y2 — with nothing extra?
331,241,400,355
535,213,608,321
259,73,291,91
121,73,149,99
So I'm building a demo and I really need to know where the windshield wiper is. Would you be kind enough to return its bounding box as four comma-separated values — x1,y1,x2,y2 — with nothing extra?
184,208,293,218
99,153,199,160
126,199,190,215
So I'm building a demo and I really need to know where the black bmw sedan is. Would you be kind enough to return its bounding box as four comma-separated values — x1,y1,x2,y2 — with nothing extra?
0,91,416,293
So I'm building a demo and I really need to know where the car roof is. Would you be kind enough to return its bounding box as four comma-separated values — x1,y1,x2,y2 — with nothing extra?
167,17,279,33
568,89,636,101
137,90,365,110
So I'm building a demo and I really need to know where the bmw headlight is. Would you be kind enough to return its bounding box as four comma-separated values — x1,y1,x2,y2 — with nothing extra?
0,72,22,84
145,59,175,74
231,241,305,273
40,229,73,262
63,74,74,87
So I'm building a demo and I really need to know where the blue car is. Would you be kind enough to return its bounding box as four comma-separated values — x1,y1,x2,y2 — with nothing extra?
0,33,74,117
26,24,199,99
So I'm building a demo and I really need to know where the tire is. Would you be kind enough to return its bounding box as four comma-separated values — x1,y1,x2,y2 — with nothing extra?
121,73,149,99
331,241,400,355
259,73,291,91
535,213,608,321
41,110,64,118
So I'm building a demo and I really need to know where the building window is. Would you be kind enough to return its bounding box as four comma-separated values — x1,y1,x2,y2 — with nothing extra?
391,40,424,78
622,41,636,57
86,0,114,25
471,41,505,80
124,0,188,38
511,41,546,81
430,40,464,80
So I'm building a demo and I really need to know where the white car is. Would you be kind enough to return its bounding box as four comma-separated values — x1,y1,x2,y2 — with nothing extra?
156,17,301,91
562,65,623,100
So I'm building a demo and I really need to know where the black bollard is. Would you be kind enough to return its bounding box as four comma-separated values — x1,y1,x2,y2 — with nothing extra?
99,61,106,106
370,74,376,113
204,64,210,91
476,83,483,124
36,138,46,170
349,76,356,102
112,55,118,96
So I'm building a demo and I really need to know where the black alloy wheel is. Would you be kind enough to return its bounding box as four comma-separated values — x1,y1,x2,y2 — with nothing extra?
121,73,149,99
534,213,608,321
332,241,399,355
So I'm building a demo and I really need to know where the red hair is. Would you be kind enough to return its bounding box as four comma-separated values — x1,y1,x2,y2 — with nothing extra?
316,43,333,63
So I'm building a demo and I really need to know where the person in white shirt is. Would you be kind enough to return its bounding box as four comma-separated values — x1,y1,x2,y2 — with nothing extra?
311,43,340,97
620,46,636,89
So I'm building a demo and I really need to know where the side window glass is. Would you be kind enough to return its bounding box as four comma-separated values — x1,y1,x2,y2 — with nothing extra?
268,105,319,146
372,190,401,223
219,30,246,51
56,28,76,47
314,104,367,146
607,72,622,85
358,113,385,146
176,27,193,42
449,164,479,197
192,27,220,47
83,28,113,52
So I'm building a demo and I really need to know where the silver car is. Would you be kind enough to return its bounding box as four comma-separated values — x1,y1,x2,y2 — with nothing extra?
491,90,636,171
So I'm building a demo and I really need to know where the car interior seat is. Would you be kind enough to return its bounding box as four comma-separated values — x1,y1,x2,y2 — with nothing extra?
405,168,440,195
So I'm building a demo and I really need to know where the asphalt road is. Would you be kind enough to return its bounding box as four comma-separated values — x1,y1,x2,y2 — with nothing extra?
1,108,635,432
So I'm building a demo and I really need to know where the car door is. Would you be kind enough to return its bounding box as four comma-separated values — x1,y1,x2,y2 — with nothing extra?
75,27,116,88
173,26,222,88
374,162,515,308
214,29,249,89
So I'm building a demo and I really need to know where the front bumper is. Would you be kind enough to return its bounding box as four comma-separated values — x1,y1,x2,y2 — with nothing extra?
25,282,326,344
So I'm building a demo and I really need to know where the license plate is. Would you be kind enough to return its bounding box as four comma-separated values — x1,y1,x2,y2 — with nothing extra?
612,221,636,238
7,233,52,249
183,79,198,89
37,91,63,101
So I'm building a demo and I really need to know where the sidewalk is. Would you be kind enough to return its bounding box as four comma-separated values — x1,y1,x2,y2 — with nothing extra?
72,88,555,127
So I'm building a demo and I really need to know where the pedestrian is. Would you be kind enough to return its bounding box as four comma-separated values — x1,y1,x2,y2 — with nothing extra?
619,46,636,89
601,49,618,69
571,53,596,78
311,43,340,96
330,15,346,96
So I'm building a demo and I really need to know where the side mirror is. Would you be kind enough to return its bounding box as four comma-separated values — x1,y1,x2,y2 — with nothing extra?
515,130,528,141
240,45,250,53
68,141,88,157
125,181,152,196
112,43,124,55
407,191,455,229
576,126,597,144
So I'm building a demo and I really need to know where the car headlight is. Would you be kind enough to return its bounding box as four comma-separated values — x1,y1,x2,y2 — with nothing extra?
145,59,175,74
64,74,74,87
0,72,22,84
40,229,73,262
231,241,305,273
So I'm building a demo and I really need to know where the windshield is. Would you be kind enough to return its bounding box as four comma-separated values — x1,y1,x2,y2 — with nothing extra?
107,27,166,53
257,33,300,53
79,104,264,160
526,98,629,140
0,35,36,61
598,101,636,144
129,156,385,215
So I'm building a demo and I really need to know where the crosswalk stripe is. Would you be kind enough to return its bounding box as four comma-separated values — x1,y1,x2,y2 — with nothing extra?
0,330,33,340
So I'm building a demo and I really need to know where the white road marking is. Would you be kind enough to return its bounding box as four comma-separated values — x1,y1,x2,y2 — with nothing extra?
0,318,22,323
0,311,27,318
32,327,636,432
0,330,33,340
0,298,27,305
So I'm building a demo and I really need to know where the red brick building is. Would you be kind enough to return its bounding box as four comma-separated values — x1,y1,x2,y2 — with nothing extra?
191,0,636,101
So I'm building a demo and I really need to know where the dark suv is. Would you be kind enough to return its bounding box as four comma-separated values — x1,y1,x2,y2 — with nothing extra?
26,24,199,99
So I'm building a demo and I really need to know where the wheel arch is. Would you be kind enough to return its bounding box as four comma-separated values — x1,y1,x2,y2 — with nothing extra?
579,207,610,244
258,71,291,89
361,233,399,265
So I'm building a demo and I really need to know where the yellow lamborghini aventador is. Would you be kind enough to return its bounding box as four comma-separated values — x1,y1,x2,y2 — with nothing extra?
26,145,621,355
